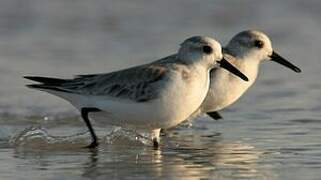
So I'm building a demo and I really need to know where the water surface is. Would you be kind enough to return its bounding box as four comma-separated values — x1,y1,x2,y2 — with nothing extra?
0,0,321,179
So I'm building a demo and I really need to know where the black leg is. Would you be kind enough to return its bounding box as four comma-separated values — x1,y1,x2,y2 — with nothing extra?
151,129,160,149
207,111,223,120
81,107,101,148
152,138,159,149
160,129,166,136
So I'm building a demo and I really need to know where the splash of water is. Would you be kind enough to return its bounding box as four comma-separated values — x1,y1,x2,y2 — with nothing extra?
9,126,92,149
102,127,154,146
9,126,155,149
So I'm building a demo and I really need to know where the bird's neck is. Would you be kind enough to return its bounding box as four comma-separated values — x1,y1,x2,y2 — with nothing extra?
233,57,259,83
201,55,259,112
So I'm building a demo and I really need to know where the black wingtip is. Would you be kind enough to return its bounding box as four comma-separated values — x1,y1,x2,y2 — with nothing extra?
24,76,41,81
26,84,42,89
23,76,68,85
25,84,72,93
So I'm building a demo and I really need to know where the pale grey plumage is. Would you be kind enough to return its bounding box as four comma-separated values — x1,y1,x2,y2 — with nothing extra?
24,35,229,148
200,30,301,118
28,57,192,102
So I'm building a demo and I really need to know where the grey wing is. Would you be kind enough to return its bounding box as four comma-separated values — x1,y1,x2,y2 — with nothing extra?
58,64,169,102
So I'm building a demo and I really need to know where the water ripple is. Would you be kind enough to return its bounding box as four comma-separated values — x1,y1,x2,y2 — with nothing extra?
289,118,321,124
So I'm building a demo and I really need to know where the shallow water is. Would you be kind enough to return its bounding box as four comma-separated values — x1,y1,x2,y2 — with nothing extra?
1,0,321,179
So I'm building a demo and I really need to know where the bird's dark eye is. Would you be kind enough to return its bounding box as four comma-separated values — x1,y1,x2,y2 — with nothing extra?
254,40,264,48
202,45,213,54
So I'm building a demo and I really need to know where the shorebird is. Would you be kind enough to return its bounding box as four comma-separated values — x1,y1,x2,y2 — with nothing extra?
24,36,248,148
200,30,301,120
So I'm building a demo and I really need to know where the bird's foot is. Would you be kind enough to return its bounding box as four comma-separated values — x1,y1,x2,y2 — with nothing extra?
85,141,99,149
152,138,159,149
151,129,161,149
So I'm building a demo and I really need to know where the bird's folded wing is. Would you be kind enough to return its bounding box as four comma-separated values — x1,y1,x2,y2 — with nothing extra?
57,64,169,102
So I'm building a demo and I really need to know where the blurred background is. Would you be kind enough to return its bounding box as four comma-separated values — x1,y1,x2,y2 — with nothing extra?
0,1,321,179
0,0,319,117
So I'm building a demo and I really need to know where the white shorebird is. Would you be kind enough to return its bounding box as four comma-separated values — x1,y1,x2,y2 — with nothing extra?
24,36,248,148
200,30,301,120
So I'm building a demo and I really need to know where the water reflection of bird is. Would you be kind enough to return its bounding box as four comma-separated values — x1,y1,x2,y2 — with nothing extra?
81,131,274,179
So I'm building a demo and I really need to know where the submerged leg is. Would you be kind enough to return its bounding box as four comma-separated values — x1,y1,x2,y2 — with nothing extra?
151,129,161,149
81,107,101,148
207,111,223,120
160,129,167,136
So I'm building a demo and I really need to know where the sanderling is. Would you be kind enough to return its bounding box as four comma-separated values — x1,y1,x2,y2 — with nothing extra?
200,30,301,120
24,36,248,148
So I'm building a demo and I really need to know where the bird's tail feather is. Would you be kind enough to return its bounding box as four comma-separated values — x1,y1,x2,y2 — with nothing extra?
24,76,86,109
24,76,74,94
24,76,69,86
25,84,72,93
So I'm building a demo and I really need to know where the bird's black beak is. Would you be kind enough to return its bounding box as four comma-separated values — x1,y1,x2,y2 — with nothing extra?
218,58,249,81
270,51,301,73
